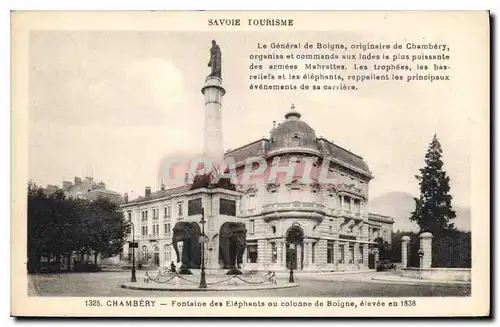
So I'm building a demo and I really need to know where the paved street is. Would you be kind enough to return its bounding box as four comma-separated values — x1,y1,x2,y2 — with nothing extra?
29,271,470,297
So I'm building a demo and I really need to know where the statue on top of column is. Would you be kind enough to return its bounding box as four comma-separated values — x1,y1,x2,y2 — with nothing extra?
208,40,222,78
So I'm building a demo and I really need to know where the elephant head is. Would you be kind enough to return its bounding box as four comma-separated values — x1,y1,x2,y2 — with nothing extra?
172,221,201,270
219,222,247,271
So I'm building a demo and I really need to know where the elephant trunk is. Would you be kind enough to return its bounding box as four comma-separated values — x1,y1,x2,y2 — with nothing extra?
173,241,181,263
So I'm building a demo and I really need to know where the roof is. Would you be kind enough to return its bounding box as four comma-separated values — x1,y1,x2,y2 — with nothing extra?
126,185,190,205
223,107,371,176
224,139,264,163
318,138,370,174
368,212,395,224
268,117,318,153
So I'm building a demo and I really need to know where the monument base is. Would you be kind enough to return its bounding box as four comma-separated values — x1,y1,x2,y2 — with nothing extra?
226,268,243,275
178,267,193,275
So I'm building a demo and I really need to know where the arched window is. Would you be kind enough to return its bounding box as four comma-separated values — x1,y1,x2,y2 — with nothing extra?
291,133,300,146
141,245,148,261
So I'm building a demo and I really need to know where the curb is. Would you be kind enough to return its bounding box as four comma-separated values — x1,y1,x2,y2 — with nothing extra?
370,277,471,287
120,283,299,292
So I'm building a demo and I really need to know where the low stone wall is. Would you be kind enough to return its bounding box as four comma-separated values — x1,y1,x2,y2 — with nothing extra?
399,268,471,282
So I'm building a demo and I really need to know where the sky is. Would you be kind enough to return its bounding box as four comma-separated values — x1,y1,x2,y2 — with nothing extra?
28,30,475,208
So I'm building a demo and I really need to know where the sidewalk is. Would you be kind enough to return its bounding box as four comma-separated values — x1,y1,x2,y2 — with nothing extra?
370,274,471,287
274,269,375,277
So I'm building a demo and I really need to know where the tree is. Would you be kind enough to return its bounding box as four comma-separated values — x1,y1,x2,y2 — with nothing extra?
410,134,456,237
27,181,129,273
373,237,392,261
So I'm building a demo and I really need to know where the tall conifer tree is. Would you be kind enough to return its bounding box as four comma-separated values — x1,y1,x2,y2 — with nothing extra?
410,134,456,237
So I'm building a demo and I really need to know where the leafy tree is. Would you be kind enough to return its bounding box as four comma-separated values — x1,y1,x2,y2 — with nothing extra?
27,181,128,273
410,134,456,237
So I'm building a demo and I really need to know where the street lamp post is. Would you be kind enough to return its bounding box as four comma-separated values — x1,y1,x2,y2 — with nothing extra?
127,221,137,283
199,207,207,289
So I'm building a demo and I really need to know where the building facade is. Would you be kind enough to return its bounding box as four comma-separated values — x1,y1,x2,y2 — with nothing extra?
121,106,394,272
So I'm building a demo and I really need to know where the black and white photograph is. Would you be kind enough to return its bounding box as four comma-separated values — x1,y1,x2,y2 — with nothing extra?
11,11,489,317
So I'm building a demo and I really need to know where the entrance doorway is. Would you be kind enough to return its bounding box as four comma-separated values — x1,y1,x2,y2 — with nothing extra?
153,246,160,266
286,224,304,270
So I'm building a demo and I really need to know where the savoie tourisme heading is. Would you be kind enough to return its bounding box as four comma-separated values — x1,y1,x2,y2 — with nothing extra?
208,18,294,27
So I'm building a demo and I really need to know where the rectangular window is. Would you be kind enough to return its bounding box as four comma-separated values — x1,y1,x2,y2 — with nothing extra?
164,246,171,262
247,193,256,210
354,199,361,214
339,244,345,264
164,223,171,235
248,220,255,234
327,241,334,263
247,243,258,263
155,224,159,236
127,211,132,222
153,208,159,220
311,243,316,264
329,219,334,234
349,244,355,264
164,205,171,218
344,196,351,211
177,202,183,217
219,198,236,216
271,242,277,263
359,245,364,263
188,198,202,216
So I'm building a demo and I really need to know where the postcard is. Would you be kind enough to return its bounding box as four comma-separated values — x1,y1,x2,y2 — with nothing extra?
11,11,490,317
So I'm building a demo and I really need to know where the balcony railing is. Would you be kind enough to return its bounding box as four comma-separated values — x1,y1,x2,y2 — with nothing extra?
337,183,367,198
262,201,326,214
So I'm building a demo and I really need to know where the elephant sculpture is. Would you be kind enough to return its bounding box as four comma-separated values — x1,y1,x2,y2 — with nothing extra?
219,221,247,275
172,221,201,274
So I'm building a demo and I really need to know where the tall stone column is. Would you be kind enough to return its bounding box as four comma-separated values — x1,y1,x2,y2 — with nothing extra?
201,75,225,168
401,236,410,268
419,232,433,269
354,242,360,264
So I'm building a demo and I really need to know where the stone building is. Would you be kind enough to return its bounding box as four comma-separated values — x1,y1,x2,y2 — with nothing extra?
120,42,393,272
120,106,394,272
62,176,123,205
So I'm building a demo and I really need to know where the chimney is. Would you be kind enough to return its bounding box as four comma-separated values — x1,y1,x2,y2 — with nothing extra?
260,139,267,155
124,192,129,203
145,186,151,197
160,183,166,191
74,176,82,185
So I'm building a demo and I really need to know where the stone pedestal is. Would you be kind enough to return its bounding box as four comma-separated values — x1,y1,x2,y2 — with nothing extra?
401,236,410,268
419,232,433,269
